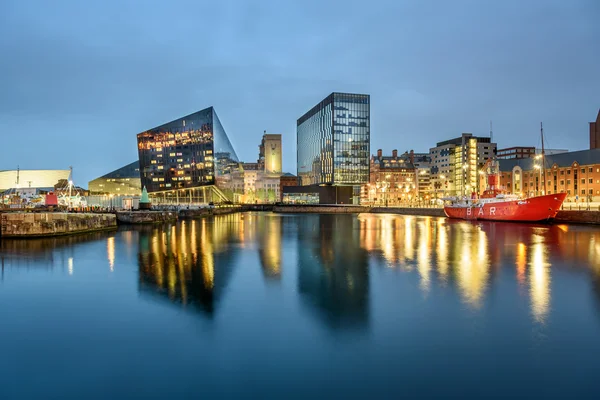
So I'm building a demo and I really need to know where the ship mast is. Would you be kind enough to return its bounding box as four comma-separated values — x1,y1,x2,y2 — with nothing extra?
541,122,546,195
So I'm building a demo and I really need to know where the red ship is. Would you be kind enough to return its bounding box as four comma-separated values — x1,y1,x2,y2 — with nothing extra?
444,124,567,223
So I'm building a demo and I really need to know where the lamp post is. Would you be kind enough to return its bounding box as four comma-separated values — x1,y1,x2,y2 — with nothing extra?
462,164,468,197
534,164,541,196
440,174,446,199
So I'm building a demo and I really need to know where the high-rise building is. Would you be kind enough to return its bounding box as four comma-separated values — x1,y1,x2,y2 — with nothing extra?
430,133,496,197
137,107,238,203
295,92,370,204
258,132,282,175
590,109,600,149
88,161,141,196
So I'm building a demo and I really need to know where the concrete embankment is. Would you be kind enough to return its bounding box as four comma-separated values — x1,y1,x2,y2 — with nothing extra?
555,210,600,225
0,212,116,238
116,211,177,224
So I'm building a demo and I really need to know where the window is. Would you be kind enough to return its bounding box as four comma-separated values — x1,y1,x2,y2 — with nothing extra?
581,179,585,184
560,171,564,175
560,180,564,185
567,179,571,185
581,168,585,174
567,190,571,195
589,168,593,173
581,189,586,195
590,179,593,184
567,170,571,175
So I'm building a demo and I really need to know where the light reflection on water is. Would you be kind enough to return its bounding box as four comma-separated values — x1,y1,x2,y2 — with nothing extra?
1,213,600,397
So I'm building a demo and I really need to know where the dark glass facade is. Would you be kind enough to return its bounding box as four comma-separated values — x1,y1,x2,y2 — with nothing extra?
137,107,238,193
297,93,370,187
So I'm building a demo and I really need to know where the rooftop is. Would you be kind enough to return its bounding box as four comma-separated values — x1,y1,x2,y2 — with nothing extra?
499,148,600,171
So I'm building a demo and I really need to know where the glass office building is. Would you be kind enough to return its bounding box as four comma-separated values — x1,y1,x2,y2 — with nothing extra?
297,93,370,187
88,161,141,196
137,107,238,202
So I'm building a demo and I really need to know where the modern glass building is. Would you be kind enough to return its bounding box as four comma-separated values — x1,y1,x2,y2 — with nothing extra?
296,92,370,203
88,161,141,196
137,107,239,203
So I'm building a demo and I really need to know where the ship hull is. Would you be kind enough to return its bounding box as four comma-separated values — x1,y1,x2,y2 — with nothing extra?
444,193,567,222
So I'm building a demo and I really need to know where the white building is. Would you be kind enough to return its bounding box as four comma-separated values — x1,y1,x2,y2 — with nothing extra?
430,133,496,197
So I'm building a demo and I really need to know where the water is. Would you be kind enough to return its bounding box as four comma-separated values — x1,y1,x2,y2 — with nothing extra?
1,213,600,399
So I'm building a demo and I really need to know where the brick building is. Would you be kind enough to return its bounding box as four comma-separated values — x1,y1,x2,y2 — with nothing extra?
362,149,417,206
498,149,600,201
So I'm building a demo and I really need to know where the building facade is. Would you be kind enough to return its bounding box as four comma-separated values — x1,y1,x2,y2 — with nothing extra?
363,149,417,206
279,173,298,201
591,109,600,149
0,169,70,192
430,133,496,197
296,92,370,204
88,161,141,196
498,149,600,201
497,146,535,159
258,133,282,175
137,107,238,203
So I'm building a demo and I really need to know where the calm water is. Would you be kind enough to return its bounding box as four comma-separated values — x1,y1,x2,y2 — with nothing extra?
1,213,600,399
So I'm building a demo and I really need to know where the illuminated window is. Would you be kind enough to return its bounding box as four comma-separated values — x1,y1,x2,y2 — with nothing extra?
169,153,176,157
157,166,164,170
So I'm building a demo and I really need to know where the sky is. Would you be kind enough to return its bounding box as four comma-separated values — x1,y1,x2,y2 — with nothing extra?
0,0,598,186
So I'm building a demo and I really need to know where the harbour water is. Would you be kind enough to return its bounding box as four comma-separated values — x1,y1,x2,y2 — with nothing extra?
1,213,600,398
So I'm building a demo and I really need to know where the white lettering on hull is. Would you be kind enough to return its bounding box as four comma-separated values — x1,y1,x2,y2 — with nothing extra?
490,207,496,215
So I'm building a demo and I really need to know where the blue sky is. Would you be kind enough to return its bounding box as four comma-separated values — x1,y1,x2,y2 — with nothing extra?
0,0,598,186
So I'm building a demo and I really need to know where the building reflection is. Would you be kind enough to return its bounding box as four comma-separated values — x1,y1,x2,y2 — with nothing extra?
357,215,597,316
137,214,242,316
297,214,370,330
255,214,283,280
0,231,114,274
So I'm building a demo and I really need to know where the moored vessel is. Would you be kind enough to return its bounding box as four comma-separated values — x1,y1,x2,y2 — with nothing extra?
444,123,567,222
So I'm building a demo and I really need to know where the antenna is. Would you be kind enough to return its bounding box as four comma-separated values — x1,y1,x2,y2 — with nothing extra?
541,122,546,195
490,120,493,143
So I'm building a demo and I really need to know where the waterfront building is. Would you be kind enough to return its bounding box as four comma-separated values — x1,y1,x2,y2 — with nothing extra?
430,133,496,197
0,169,70,192
258,132,282,175
363,149,417,206
218,132,285,203
498,149,600,201
590,109,600,149
88,161,141,196
137,107,238,204
279,173,298,202
293,92,370,204
497,146,568,160
497,146,535,160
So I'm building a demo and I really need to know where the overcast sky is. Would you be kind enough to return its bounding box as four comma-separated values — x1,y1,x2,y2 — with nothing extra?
1,0,598,185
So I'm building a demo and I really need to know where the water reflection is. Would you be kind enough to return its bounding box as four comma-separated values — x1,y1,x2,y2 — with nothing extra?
0,231,115,275
297,214,369,330
358,214,600,318
137,214,242,316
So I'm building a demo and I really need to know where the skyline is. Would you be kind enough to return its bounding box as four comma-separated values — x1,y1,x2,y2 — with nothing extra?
1,0,599,185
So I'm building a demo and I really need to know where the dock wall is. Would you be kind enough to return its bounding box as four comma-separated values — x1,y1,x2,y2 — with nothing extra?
0,212,116,238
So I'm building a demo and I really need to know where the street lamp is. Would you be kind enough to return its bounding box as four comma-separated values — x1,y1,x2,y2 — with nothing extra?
534,164,541,196
440,174,446,198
